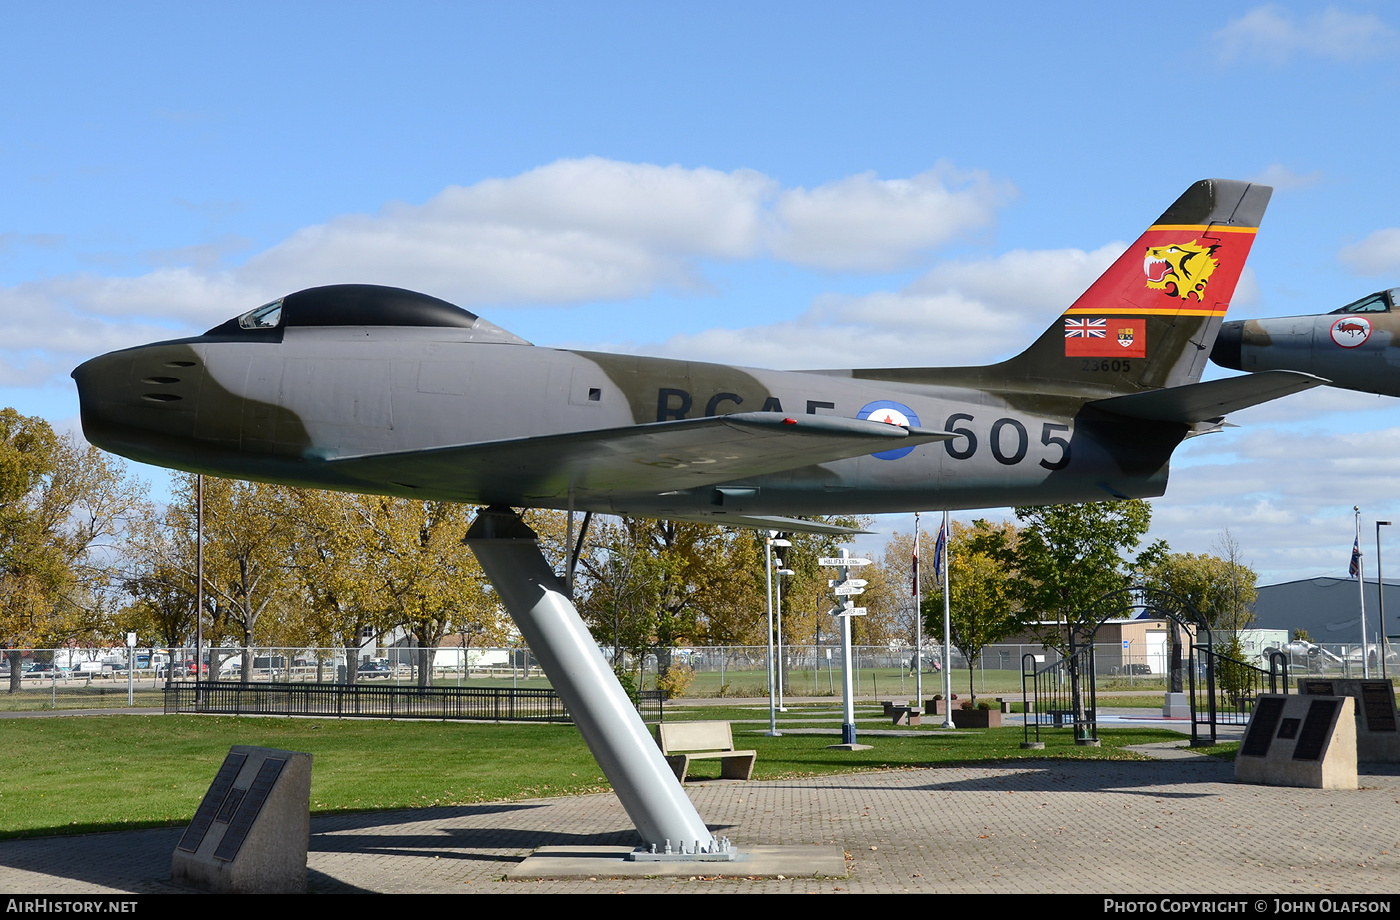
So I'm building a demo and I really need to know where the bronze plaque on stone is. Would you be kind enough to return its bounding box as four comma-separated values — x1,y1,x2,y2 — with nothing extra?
214,757,286,862
1294,699,1341,761
177,751,247,854
1242,696,1286,757
1361,682,1397,733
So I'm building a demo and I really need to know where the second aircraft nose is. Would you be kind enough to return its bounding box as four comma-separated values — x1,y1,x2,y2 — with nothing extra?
1210,321,1244,371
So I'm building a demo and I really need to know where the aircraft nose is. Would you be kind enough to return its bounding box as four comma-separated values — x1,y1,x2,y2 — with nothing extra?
71,343,203,464
1210,321,1243,371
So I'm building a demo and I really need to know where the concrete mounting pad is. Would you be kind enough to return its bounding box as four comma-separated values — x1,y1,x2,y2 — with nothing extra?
507,845,847,879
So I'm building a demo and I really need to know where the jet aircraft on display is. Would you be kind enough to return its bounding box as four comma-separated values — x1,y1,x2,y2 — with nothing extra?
1211,287,1400,399
73,179,1320,530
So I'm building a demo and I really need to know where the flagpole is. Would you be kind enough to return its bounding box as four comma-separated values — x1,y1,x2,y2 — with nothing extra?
1356,506,1370,679
942,509,954,729
914,512,922,706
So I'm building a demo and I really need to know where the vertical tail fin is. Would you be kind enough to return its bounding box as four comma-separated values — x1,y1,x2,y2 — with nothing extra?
996,179,1272,394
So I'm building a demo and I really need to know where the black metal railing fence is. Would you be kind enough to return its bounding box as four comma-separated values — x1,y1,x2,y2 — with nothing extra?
1192,646,1286,729
1021,648,1097,746
165,681,665,723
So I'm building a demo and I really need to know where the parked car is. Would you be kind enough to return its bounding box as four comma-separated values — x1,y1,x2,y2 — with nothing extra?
357,661,392,677
155,661,199,677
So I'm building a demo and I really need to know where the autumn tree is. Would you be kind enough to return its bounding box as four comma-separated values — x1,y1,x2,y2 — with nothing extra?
1142,530,1258,692
1,410,147,689
1144,548,1258,629
872,530,923,646
356,498,493,688
575,517,861,691
921,519,1027,702
576,518,724,679
1013,499,1162,726
149,474,294,681
119,557,195,681
279,488,388,683
1012,499,1163,651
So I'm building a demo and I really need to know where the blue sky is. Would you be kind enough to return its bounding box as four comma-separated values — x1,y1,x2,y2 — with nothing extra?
4,2,1400,583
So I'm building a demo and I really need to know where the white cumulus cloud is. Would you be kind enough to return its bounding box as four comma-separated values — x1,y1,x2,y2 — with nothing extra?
1151,422,1400,581
1338,228,1400,275
1250,163,1325,190
1215,5,1396,63
770,163,1014,272
592,243,1125,370
1,157,1019,390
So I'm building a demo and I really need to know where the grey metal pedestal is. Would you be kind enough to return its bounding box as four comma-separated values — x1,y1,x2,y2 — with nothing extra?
463,507,721,855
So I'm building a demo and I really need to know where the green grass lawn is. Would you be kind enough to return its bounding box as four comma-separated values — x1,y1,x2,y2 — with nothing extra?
0,712,1185,841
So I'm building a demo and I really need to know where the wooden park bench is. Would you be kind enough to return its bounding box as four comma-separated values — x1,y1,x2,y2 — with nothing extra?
654,721,757,783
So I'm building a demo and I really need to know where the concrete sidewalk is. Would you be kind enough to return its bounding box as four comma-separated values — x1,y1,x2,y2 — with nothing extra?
3,755,1398,894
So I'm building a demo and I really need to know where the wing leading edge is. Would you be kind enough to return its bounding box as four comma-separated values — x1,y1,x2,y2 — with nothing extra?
325,411,953,503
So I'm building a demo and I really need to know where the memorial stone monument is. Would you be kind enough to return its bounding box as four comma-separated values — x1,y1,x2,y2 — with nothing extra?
1298,678,1400,762
171,745,312,893
1234,693,1356,790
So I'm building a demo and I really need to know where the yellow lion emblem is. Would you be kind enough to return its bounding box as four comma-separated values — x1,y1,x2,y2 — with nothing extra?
1143,239,1219,300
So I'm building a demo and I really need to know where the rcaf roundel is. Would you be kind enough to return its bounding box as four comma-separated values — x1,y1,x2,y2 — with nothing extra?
858,400,920,461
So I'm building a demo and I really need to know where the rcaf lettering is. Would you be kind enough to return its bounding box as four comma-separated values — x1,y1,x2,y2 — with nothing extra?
705,392,743,415
943,412,1073,469
650,388,794,421
657,388,692,421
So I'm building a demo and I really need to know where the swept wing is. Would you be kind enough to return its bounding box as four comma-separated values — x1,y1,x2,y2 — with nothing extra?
326,411,952,502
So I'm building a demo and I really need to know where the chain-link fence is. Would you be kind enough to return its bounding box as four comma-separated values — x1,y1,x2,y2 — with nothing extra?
0,646,552,711
4,640,1395,710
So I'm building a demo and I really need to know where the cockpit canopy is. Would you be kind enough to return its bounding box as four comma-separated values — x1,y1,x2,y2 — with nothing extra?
207,284,482,337
1329,288,1400,315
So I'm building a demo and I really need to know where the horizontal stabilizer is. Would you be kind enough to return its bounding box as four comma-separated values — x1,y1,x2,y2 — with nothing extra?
1085,370,1328,423
326,412,952,502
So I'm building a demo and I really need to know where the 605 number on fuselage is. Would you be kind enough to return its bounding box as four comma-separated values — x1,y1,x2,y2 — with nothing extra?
942,414,1070,470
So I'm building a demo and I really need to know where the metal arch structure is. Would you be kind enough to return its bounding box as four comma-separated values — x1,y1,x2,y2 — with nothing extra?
1065,586,1217,747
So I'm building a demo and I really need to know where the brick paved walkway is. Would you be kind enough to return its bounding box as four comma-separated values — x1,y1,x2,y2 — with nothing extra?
3,754,1398,894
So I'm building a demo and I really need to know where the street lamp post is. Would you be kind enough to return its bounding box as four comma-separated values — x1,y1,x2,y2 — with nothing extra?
1355,506,1370,678
763,533,790,736
774,561,794,712
1379,521,1392,679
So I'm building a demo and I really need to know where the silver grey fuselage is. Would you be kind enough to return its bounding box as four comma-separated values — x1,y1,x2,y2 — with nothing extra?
72,322,1179,518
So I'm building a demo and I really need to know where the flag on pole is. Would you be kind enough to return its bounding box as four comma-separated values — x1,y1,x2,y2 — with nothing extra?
1350,536,1362,578
931,522,947,585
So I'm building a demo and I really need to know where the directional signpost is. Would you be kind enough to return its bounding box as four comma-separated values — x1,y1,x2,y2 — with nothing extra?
823,550,872,750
